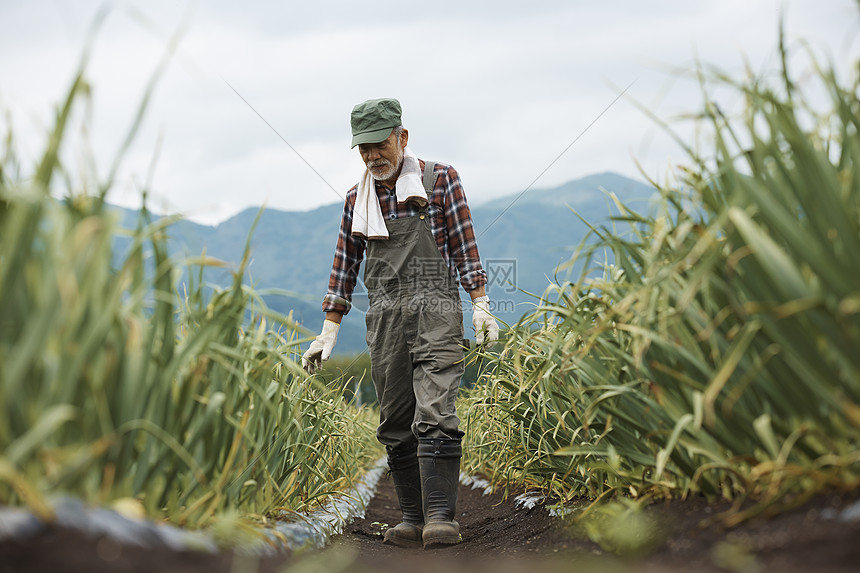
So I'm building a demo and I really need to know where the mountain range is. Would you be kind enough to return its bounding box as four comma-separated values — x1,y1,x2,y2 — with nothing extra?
113,171,656,354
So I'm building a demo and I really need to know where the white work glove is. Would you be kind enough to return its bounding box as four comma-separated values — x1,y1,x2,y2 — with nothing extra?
302,319,340,373
471,297,499,345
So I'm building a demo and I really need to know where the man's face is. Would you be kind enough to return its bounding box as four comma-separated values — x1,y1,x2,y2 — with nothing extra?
359,130,406,182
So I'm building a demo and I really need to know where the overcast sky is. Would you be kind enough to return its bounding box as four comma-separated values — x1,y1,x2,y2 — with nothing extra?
1,1,858,224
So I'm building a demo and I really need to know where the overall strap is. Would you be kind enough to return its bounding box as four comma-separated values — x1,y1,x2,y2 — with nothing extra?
422,161,438,197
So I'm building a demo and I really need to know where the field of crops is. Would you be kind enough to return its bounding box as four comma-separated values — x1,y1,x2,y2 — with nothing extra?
1,18,859,566
460,42,860,528
0,66,382,542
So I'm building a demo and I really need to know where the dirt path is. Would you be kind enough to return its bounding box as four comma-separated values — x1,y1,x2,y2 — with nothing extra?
321,475,860,573
320,472,596,573
2,476,859,572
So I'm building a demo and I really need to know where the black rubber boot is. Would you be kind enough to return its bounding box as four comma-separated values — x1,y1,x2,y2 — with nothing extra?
418,438,461,549
383,448,424,548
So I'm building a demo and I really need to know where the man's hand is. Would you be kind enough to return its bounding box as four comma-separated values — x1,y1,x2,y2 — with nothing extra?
302,319,340,373
471,298,499,345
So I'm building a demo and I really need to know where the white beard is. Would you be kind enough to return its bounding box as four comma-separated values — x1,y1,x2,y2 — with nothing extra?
368,152,403,182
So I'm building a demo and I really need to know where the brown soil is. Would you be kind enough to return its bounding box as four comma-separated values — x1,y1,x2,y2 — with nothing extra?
2,476,859,573
323,475,860,573
0,526,292,573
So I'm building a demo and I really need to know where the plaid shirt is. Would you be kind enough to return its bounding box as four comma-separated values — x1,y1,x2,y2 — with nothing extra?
323,160,487,315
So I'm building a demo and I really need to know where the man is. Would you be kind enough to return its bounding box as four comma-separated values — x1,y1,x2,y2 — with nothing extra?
302,98,499,549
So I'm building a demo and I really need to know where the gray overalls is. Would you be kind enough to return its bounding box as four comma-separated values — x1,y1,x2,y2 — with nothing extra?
364,199,465,453
367,165,467,548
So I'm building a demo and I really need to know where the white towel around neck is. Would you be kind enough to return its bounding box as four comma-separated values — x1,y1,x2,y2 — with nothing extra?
352,146,429,240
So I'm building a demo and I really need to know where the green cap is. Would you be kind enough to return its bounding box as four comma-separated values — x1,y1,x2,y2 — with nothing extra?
350,98,402,148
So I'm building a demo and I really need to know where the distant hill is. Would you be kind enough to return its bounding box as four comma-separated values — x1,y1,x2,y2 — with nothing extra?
112,172,656,354
478,172,654,210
